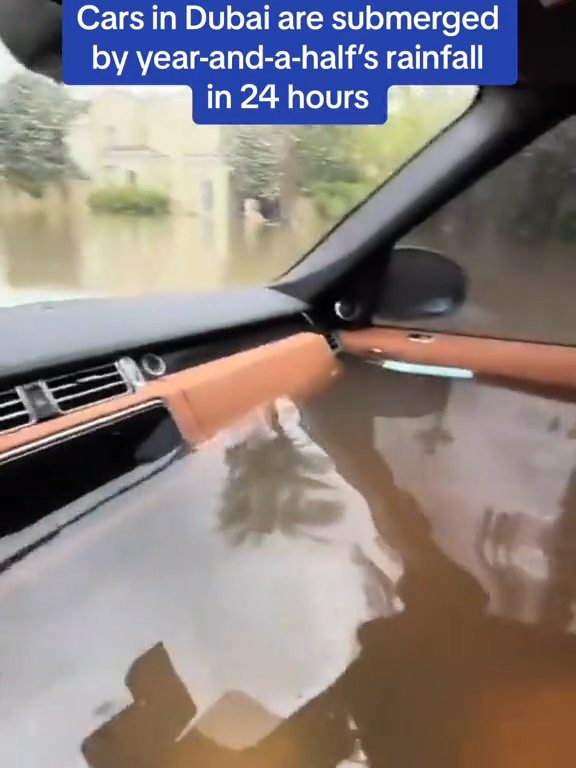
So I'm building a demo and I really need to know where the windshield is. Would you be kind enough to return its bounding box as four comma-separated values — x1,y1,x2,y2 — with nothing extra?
0,57,475,306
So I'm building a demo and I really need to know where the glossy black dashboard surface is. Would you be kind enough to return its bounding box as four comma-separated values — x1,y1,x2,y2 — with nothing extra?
1,405,184,565
0,288,307,382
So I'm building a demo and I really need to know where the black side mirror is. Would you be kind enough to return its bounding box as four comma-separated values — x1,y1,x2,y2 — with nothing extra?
0,0,62,80
376,246,466,321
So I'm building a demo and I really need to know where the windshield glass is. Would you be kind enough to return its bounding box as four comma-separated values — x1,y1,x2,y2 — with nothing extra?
0,59,475,305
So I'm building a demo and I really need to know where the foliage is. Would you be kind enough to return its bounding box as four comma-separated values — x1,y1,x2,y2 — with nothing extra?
0,73,85,197
226,126,284,202
426,117,576,245
492,120,576,242
226,87,475,222
88,186,171,216
306,180,370,221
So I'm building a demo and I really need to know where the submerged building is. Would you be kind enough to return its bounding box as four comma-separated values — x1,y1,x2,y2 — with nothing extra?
68,87,230,219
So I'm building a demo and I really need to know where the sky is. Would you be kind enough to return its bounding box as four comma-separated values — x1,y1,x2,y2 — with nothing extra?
0,35,186,99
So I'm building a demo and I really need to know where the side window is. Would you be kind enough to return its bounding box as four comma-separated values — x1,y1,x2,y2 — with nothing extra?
399,118,576,344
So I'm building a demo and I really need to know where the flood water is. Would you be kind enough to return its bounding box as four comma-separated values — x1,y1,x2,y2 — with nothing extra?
0,209,326,306
4,202,576,352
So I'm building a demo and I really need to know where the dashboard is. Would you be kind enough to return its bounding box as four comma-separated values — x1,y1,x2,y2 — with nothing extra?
0,321,338,462
0,314,309,438
0,285,314,456
0,288,307,381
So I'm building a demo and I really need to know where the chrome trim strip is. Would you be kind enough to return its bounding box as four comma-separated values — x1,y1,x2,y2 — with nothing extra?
0,400,166,466
380,360,475,379
117,357,146,390
55,380,127,406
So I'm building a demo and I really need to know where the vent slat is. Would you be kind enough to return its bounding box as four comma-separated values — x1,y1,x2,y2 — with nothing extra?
0,389,32,433
44,362,130,413
77,372,120,384
0,408,28,423
0,395,24,410
55,381,126,405
49,371,121,394
48,367,118,385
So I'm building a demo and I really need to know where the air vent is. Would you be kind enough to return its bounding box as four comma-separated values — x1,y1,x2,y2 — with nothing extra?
0,388,33,434
45,362,131,414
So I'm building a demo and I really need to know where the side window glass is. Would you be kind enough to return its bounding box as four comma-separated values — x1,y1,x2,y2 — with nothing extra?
398,118,576,344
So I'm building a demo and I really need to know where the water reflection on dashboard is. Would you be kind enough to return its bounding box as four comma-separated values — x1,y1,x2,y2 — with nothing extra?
4,360,576,767
0,398,400,768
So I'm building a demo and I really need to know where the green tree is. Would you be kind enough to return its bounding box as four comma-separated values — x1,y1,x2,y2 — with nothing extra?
226,87,474,222
0,73,84,197
226,125,284,203
492,119,576,242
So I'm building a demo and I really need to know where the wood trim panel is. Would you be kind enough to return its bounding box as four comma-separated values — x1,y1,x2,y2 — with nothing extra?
340,328,576,391
0,333,340,456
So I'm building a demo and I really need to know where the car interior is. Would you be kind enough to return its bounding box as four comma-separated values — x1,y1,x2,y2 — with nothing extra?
3,1,576,767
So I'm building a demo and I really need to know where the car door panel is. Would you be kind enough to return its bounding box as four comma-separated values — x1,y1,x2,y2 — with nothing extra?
341,326,576,390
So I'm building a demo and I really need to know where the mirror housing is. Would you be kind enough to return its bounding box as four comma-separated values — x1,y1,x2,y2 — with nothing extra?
376,246,466,321
0,0,62,80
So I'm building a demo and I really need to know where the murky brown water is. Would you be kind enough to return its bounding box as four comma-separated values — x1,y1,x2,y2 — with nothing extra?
0,210,326,306
5,201,576,353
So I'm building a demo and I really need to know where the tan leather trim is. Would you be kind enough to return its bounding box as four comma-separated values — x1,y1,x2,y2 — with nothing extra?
340,328,576,391
0,333,340,456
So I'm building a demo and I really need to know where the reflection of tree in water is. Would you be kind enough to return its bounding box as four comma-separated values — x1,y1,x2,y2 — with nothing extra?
476,470,576,628
540,466,576,629
476,506,535,619
218,414,344,546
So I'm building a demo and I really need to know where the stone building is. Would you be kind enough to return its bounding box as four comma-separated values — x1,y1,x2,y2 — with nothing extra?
68,87,230,219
